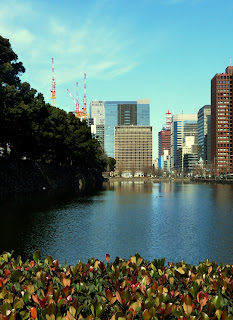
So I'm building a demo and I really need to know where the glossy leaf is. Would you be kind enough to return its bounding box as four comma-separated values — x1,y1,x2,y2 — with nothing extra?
30,307,37,319
143,309,151,320
33,250,40,263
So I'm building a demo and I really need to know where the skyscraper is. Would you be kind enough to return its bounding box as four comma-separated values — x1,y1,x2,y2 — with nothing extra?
158,110,172,157
170,114,198,170
197,105,211,162
105,99,150,157
114,126,153,174
211,66,233,174
89,100,105,150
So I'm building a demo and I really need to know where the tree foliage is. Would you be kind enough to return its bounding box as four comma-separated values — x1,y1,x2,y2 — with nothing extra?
107,157,116,172
0,35,106,171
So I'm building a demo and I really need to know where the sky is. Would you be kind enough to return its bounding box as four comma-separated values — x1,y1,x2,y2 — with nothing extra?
1,0,233,158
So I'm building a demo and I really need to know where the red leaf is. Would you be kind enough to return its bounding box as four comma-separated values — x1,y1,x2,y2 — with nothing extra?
105,289,113,301
4,269,11,277
39,297,47,308
32,294,40,304
30,307,37,319
105,254,110,263
30,261,35,267
197,291,209,311
63,285,70,298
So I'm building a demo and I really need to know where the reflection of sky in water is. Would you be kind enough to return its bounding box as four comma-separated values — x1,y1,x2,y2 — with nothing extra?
1,183,233,266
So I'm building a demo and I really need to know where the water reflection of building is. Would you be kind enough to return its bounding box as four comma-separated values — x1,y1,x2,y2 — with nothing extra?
108,180,153,194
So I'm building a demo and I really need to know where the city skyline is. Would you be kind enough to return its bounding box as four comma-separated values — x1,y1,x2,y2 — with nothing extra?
1,0,233,157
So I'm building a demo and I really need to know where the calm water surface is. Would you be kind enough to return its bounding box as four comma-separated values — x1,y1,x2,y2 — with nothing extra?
1,181,233,266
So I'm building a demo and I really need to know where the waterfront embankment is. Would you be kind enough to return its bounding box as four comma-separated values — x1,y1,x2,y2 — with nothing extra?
105,176,233,184
0,158,103,196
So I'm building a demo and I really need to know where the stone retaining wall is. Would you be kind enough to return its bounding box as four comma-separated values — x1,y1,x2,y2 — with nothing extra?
0,158,103,196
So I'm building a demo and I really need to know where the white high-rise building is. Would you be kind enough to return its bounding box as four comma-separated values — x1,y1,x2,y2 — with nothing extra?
89,101,105,150
170,114,198,170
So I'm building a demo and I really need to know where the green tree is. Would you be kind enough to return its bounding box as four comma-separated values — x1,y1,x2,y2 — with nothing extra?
107,157,116,172
0,34,107,171
0,35,25,154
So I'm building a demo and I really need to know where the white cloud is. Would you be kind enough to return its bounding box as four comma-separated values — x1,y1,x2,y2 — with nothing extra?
0,0,153,105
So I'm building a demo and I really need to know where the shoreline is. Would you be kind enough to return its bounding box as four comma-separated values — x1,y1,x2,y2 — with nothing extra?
104,176,233,184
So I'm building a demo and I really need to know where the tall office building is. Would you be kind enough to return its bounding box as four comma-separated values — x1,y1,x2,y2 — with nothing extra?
158,110,172,157
105,99,150,157
198,105,211,162
211,66,233,173
89,101,105,150
170,114,198,170
114,126,153,173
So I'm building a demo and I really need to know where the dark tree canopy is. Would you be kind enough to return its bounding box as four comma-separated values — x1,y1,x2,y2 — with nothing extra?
0,36,25,86
107,157,116,172
0,35,106,171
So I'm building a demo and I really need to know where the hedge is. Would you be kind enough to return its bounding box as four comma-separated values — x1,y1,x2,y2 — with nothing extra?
0,251,232,320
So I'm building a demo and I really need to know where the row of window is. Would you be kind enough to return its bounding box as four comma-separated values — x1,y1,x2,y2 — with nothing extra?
218,76,231,79
218,81,230,84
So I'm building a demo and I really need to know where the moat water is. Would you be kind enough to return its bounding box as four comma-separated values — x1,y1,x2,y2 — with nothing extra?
1,181,233,266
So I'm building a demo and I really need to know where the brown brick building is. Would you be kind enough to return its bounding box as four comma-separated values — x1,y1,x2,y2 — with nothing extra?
211,66,233,174
158,129,171,157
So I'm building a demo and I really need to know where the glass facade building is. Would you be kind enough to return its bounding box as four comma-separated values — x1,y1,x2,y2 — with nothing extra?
197,105,211,162
104,99,150,157
170,114,198,169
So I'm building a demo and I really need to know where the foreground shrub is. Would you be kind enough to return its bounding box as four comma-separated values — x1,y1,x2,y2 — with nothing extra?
0,251,232,320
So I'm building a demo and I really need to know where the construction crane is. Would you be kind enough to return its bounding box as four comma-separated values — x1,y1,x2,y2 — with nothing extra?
81,73,88,120
67,82,83,118
67,74,88,120
51,58,56,107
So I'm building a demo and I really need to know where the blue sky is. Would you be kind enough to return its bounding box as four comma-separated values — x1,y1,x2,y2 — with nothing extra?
1,0,233,157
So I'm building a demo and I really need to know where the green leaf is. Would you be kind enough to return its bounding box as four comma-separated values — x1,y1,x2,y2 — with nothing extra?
201,312,209,320
95,301,105,317
121,290,130,304
45,256,53,265
189,281,198,298
14,282,21,292
13,298,24,310
143,309,151,320
11,269,23,282
23,291,30,304
33,250,40,263
1,302,12,315
47,301,57,315
216,310,222,320
0,286,7,299
211,296,221,309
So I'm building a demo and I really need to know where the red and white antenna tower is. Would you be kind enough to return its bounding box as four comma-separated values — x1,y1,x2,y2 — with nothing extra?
166,110,172,130
51,58,56,107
